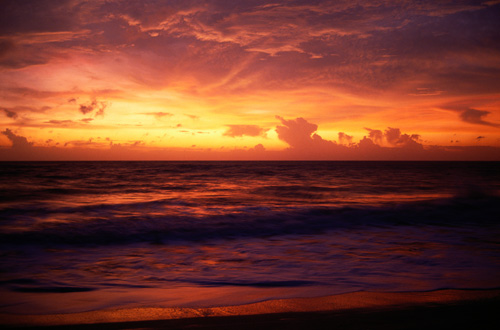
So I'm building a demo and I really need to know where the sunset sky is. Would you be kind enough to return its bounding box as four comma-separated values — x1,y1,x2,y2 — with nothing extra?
1,0,500,160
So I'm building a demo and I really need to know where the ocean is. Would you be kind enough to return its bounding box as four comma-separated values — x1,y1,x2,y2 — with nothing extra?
1,161,500,314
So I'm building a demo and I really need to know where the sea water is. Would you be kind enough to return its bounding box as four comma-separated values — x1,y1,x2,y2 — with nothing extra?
1,161,499,313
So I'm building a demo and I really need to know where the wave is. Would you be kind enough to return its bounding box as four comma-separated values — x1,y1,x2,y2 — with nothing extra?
1,194,499,247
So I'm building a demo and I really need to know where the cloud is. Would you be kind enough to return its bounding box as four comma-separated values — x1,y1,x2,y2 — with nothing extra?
275,116,429,159
459,108,500,128
1,128,33,149
249,143,265,152
275,116,336,151
40,118,95,127
364,128,383,144
2,0,499,97
1,1,500,162
142,112,173,120
2,108,18,119
338,132,353,145
0,105,51,116
1,123,500,161
384,127,423,149
79,101,96,115
223,125,267,137
79,99,108,117
384,127,403,145
45,120,75,125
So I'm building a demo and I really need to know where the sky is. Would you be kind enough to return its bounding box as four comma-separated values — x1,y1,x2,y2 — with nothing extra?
1,0,500,160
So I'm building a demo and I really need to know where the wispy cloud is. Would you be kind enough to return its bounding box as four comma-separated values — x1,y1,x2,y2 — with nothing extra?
1,1,500,159
459,108,500,128
223,125,267,137
142,112,173,120
2,108,18,119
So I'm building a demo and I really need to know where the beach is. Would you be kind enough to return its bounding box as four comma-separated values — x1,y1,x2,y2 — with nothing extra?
2,289,500,329
3,0,500,327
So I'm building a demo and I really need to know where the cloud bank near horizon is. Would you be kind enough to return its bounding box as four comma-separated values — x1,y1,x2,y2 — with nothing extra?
2,117,499,161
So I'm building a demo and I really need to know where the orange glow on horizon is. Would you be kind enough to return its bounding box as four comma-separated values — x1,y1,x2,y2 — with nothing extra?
1,1,500,160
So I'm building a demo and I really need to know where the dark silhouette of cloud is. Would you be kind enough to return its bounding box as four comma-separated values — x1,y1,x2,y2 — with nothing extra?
364,128,383,144
79,100,97,114
1,124,500,161
2,108,18,119
249,144,265,152
384,127,423,149
460,108,500,128
1,128,33,149
275,116,336,152
275,116,427,159
79,99,107,117
224,125,267,137
44,120,75,126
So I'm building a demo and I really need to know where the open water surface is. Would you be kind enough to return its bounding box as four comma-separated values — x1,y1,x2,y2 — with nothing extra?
1,161,499,313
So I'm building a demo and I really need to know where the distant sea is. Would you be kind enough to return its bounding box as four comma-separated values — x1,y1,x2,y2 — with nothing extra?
1,161,499,314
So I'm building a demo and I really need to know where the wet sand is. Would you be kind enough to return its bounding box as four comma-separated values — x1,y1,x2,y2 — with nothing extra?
2,289,500,329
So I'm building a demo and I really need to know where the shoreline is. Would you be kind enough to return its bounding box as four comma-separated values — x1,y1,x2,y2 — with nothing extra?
2,288,500,328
